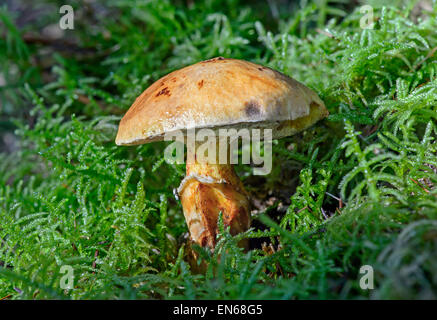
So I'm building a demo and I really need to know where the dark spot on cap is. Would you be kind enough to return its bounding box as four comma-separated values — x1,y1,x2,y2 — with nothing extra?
156,87,171,97
244,101,261,117
202,57,226,63
258,67,265,71
197,80,204,89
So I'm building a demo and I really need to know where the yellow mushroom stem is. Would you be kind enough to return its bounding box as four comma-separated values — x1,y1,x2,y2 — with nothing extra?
178,141,251,251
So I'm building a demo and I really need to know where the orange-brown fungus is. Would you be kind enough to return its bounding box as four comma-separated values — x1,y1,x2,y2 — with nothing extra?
179,145,250,251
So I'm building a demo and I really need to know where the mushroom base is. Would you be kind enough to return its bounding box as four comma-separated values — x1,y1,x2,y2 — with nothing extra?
179,161,251,250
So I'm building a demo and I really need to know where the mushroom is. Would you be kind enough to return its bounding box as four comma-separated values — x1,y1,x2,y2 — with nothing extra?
115,57,328,254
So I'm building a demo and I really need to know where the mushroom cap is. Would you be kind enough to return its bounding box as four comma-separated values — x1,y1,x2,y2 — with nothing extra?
116,57,328,145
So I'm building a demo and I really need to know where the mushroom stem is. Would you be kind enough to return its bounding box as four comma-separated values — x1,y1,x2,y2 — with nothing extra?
179,142,251,250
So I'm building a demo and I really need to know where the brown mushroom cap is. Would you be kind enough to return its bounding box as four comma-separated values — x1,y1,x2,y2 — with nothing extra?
116,57,328,145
